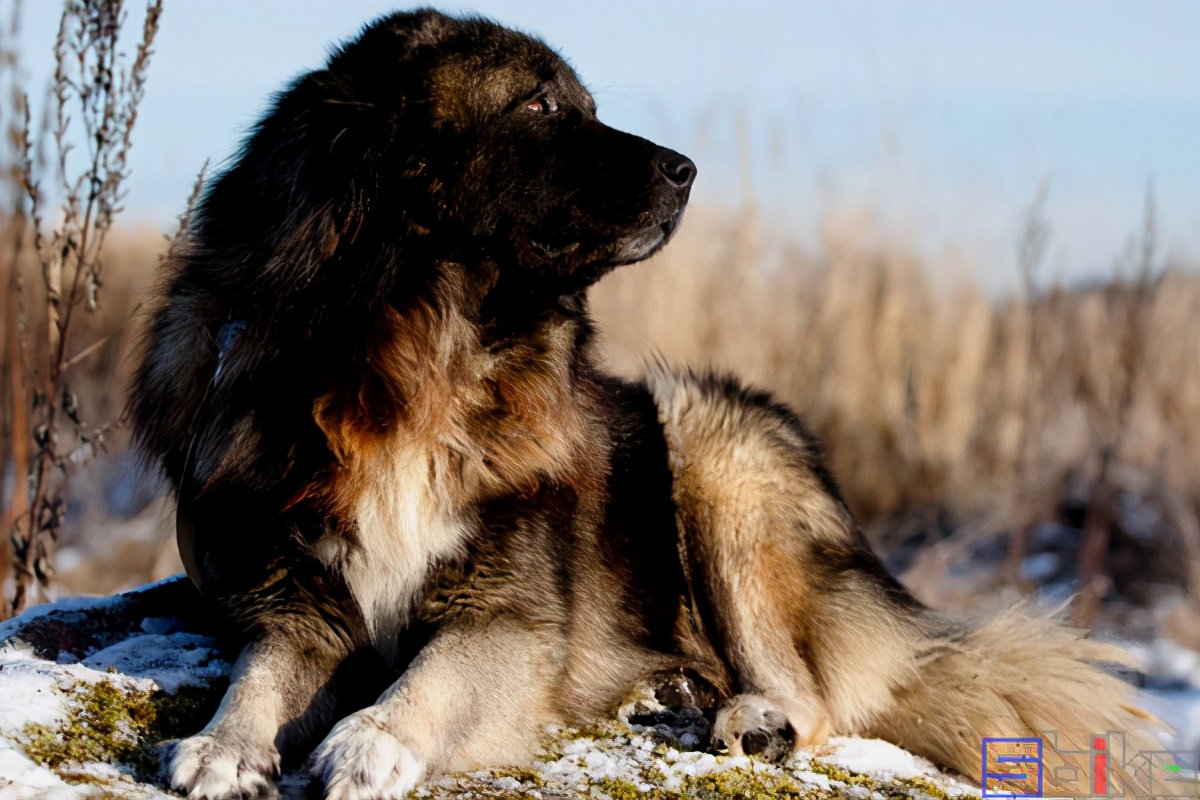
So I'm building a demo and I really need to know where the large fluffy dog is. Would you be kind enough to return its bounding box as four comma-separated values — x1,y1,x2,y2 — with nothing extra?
130,9,1157,800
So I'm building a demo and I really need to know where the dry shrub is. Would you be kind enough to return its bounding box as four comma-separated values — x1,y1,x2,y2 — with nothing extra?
0,197,1194,629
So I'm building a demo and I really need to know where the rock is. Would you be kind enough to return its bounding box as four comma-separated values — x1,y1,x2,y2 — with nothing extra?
0,577,227,800
0,578,980,799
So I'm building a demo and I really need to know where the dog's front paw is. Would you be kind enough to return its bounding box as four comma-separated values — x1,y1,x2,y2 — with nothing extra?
312,709,426,800
714,693,818,763
166,731,280,800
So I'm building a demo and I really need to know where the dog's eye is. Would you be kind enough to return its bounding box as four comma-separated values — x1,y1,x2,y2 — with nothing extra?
523,95,559,115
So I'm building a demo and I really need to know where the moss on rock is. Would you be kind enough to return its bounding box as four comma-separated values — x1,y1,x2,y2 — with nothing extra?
19,677,224,783
12,668,973,800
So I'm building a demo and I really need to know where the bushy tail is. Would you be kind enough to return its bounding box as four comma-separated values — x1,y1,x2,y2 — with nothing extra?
867,607,1166,797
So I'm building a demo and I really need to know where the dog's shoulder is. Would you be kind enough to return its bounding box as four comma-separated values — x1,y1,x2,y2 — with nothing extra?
644,364,855,542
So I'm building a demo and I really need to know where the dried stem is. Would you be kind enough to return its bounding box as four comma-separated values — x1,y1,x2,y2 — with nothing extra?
5,0,162,616
1,0,26,604
1004,180,1050,584
1072,185,1162,627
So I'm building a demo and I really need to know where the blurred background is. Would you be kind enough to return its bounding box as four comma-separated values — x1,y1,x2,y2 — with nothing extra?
1,0,1199,746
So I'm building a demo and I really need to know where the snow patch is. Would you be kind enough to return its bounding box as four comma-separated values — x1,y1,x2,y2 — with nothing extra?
822,735,941,781
81,632,228,693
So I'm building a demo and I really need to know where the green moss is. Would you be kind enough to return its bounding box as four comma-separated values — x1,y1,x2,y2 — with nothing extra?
804,759,975,800
533,719,631,762
490,765,547,788
894,775,964,800
21,680,154,771
680,765,821,800
593,776,667,800
432,747,967,800
592,760,842,800
19,678,223,783
806,759,875,786
565,719,631,743
641,764,669,785
146,682,224,743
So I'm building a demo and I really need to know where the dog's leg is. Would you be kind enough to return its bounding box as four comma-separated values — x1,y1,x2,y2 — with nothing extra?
695,538,834,765
168,618,365,800
167,486,380,800
650,380,836,759
653,369,950,761
311,617,561,800
713,694,803,761
685,494,836,761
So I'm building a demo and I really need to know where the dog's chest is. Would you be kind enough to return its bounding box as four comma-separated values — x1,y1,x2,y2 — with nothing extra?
338,442,470,661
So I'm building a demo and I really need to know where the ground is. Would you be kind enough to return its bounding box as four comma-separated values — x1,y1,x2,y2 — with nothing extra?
0,576,1168,800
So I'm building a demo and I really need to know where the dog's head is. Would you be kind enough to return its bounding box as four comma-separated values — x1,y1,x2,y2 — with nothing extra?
201,9,694,299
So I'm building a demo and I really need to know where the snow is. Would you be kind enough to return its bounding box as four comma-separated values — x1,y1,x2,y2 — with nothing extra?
426,726,982,799
0,743,73,798
822,736,974,786
0,595,122,645
0,584,229,799
80,633,229,694
1131,634,1200,688
0,641,191,799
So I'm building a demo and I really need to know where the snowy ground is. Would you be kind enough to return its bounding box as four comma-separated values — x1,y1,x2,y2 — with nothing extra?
0,577,1195,799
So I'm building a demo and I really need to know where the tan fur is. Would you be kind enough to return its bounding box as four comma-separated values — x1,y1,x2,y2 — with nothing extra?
313,275,595,505
315,620,566,800
867,609,1161,795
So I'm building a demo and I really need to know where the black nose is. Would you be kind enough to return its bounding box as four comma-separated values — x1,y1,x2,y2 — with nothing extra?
656,149,696,189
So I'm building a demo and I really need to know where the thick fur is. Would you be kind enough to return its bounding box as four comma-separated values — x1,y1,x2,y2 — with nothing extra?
128,9,1159,800
649,369,1160,794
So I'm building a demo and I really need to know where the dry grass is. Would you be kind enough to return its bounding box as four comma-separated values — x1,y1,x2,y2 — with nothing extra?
2,227,167,593
599,204,1200,512
2,199,1197,633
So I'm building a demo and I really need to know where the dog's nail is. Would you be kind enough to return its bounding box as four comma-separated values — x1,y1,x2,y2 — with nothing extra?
741,729,769,755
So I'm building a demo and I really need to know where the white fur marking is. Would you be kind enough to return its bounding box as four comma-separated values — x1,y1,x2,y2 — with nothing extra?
342,441,469,661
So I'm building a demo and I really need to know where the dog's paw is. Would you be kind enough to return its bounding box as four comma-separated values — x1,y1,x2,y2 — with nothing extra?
713,694,801,763
311,709,426,800
165,732,280,800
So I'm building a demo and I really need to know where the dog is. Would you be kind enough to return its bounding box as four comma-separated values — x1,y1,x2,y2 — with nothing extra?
129,9,1159,800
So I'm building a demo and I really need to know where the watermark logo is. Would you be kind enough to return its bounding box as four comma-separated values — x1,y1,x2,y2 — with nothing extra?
982,732,1197,799
983,737,1043,798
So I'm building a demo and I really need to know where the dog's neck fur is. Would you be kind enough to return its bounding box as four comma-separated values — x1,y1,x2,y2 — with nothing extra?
311,259,607,657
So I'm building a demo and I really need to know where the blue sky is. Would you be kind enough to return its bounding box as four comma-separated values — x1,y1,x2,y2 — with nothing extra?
13,0,1200,285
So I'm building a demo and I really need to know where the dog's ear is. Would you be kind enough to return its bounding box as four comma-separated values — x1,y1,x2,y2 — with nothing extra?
188,10,457,298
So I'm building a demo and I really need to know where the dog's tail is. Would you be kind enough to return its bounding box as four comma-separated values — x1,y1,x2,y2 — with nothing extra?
866,606,1165,797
